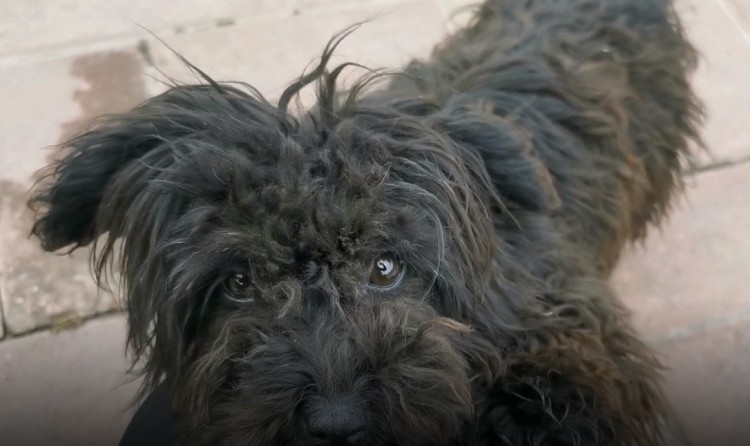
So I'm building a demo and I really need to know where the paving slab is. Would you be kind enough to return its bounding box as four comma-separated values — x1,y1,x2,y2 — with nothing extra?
613,162,750,343
143,0,450,103
724,0,750,29
0,48,148,184
0,0,410,68
0,180,117,335
0,47,147,335
0,0,291,59
0,59,81,184
677,0,750,165
0,313,140,446
660,317,750,445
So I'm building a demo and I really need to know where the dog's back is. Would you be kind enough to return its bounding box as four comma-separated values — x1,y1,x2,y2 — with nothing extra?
378,0,702,272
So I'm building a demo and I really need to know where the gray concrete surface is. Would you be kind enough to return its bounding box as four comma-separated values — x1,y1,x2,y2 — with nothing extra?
0,314,140,446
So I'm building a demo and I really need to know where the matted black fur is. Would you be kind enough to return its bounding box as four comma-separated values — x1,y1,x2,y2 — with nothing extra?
29,0,702,445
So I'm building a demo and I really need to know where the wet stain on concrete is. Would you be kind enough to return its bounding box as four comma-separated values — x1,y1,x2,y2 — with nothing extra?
56,50,147,155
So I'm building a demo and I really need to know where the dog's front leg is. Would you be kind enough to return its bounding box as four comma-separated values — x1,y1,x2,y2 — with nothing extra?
467,291,665,445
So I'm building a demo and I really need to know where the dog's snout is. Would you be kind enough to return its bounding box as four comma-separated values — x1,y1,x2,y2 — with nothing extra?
303,399,367,445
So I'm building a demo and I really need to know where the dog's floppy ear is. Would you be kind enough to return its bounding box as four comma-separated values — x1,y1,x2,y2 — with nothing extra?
29,90,193,252
30,108,164,252
29,82,281,253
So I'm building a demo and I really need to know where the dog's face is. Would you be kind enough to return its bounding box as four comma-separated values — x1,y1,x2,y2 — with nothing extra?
31,78,506,445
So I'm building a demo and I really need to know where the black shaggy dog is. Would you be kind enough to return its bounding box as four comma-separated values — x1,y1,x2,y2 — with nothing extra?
29,0,702,444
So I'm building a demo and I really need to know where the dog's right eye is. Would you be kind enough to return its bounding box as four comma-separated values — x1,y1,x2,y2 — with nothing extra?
225,273,251,297
368,254,404,289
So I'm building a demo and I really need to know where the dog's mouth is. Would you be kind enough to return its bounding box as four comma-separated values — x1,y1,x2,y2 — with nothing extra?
174,301,500,446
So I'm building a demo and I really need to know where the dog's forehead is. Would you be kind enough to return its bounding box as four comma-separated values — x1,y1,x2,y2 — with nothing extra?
218,146,400,255
158,112,444,272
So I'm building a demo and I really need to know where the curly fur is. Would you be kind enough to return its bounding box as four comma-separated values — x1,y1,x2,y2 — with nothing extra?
29,0,702,444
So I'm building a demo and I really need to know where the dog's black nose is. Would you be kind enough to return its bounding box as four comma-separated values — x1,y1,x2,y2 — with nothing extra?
303,399,367,445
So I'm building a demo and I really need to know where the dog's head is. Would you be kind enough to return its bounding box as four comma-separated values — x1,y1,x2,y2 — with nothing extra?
29,54,513,445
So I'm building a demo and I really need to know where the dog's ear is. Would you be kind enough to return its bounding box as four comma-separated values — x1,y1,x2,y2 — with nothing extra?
30,105,166,252
29,83,282,253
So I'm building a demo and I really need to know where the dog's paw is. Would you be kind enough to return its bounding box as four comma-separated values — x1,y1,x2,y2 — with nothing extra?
472,371,615,446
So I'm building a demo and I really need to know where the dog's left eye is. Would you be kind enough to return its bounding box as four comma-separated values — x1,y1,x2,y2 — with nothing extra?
368,255,404,288
225,272,251,297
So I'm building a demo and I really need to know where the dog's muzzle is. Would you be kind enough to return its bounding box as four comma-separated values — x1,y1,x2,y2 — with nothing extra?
183,300,483,445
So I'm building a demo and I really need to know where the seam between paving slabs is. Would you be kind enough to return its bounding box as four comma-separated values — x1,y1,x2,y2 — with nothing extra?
714,0,750,47
649,308,750,346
